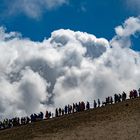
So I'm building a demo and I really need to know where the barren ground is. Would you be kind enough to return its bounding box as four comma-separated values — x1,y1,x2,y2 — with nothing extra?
0,98,140,140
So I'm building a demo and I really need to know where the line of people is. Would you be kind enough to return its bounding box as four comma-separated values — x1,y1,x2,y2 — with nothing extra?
0,88,140,131
0,112,44,130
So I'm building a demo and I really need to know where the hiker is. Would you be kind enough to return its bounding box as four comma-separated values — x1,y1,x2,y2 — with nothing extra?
68,105,70,114
0,121,3,130
75,103,79,112
94,100,97,108
48,112,51,118
55,108,58,117
62,109,64,115
114,94,118,103
98,99,100,107
110,96,113,104
26,117,30,124
129,91,133,99
122,91,127,101
106,97,109,104
133,89,138,98
118,94,122,102
30,114,34,123
21,117,26,125
52,113,54,118
59,108,62,116
81,101,85,111
73,103,76,113
64,105,68,114
45,111,49,119
78,102,81,112
86,101,90,110
138,88,140,97
39,112,44,119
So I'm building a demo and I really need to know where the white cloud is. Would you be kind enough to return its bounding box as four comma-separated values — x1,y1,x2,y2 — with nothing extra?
111,17,140,48
4,0,69,19
0,17,140,119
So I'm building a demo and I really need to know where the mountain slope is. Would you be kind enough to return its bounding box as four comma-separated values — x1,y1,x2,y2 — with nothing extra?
0,98,140,140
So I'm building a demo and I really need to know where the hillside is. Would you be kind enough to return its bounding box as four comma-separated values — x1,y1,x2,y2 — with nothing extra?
0,98,140,140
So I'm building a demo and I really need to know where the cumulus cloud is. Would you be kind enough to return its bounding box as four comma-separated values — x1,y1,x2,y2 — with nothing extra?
3,0,69,19
111,17,140,48
0,17,140,119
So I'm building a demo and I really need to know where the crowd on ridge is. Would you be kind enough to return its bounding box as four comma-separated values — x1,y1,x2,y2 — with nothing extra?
0,88,140,130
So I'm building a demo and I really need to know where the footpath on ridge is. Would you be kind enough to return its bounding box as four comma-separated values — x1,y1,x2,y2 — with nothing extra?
0,98,140,140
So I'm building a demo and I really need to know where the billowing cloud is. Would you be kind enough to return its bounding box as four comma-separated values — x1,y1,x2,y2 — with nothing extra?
111,17,140,48
3,0,69,19
0,17,140,119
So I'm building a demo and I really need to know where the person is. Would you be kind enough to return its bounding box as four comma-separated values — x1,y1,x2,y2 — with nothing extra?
62,109,64,115
114,94,118,103
86,101,90,110
94,100,97,108
129,91,133,99
106,97,109,104
48,112,51,118
98,99,100,107
79,102,81,111
64,105,68,114
55,108,58,117
118,94,122,102
0,121,3,130
73,103,76,113
81,102,85,111
30,114,34,123
75,103,79,112
45,111,49,119
59,108,62,116
122,91,127,101
52,113,54,118
138,88,140,97
40,112,44,119
21,117,25,125
26,117,30,124
110,96,113,104
133,89,138,98
68,105,70,114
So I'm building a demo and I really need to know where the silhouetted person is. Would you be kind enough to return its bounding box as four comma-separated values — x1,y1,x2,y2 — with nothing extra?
45,111,49,119
40,112,44,119
122,91,127,101
64,105,68,114
62,109,64,115
59,108,62,116
138,88,140,97
98,99,100,107
48,112,51,118
114,94,118,103
110,96,113,104
129,91,133,99
73,103,76,113
55,108,58,117
133,89,138,98
94,100,97,108
86,101,90,110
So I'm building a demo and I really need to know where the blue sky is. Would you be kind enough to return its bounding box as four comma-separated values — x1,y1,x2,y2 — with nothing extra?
1,0,140,119
0,0,140,50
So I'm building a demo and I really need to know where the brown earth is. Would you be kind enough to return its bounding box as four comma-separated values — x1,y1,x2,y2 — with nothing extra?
0,98,140,140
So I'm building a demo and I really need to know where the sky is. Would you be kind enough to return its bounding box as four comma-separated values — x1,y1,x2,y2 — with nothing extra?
0,0,140,119
0,0,140,50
